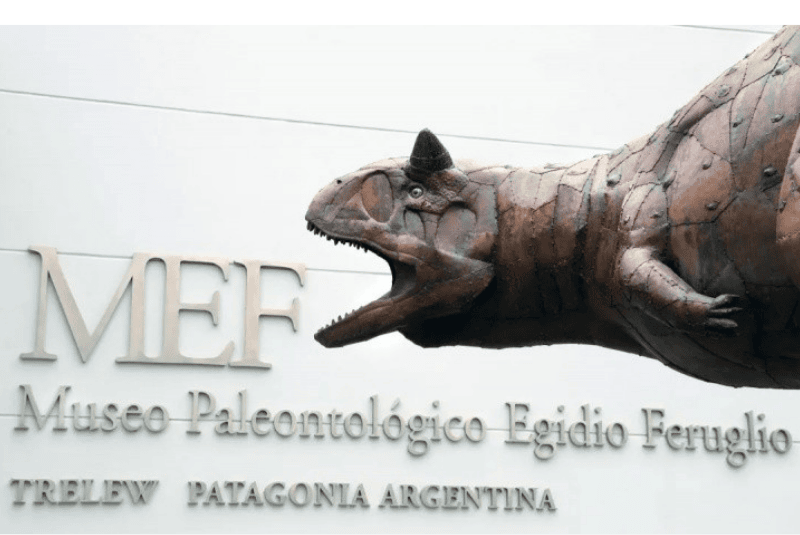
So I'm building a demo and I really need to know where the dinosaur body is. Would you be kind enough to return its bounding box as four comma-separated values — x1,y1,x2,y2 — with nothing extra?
306,26,800,388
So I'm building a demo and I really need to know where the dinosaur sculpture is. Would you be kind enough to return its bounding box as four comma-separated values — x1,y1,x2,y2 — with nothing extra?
305,26,800,388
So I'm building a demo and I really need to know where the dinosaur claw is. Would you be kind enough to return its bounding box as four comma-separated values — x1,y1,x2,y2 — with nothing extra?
707,307,743,317
700,294,747,336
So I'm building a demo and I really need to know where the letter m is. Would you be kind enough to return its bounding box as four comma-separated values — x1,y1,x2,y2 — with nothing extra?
21,246,152,362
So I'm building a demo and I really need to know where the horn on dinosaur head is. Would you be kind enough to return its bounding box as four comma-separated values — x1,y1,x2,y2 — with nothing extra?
408,129,453,180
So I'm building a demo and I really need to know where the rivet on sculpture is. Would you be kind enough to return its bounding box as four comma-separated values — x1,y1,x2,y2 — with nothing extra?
306,26,800,389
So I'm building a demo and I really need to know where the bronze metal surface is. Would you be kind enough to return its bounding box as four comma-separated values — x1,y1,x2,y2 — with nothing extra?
306,26,800,388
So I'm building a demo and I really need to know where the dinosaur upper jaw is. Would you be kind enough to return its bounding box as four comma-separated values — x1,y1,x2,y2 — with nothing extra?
306,219,494,348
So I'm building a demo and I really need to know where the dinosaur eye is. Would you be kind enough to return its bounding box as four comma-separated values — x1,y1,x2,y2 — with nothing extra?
409,186,424,198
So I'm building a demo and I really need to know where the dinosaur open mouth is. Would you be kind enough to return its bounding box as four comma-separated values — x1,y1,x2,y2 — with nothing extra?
307,221,417,347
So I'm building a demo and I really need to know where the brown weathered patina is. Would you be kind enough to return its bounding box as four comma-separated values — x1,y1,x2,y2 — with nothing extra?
306,26,800,388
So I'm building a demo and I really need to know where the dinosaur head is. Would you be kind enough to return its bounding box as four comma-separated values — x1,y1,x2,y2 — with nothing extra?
305,129,497,347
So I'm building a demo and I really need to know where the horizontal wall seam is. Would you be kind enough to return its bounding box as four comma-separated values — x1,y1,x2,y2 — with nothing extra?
0,414,796,442
0,247,390,276
676,25,777,35
0,88,614,153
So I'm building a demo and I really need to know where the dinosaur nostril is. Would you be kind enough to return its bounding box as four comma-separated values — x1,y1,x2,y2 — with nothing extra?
362,173,393,222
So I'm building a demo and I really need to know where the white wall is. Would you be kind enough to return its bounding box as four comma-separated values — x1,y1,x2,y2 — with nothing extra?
1,25,796,533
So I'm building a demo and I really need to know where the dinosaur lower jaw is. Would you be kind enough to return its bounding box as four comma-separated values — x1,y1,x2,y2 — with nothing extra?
306,221,419,347
315,259,418,348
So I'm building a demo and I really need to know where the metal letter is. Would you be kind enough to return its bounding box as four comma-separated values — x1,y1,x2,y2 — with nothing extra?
187,481,206,505
22,246,151,363
124,481,158,504
505,402,532,443
10,479,32,504
665,424,685,450
15,385,69,431
642,408,665,448
187,390,215,434
118,255,233,366
233,260,306,369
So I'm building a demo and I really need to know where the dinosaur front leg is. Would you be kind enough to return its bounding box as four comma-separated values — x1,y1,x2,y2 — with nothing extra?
618,247,743,335
777,125,800,289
